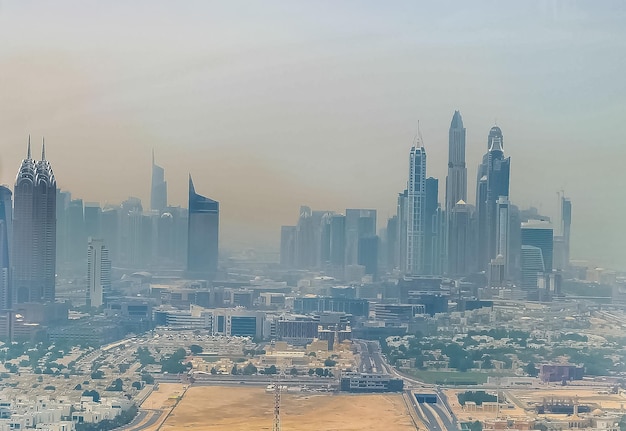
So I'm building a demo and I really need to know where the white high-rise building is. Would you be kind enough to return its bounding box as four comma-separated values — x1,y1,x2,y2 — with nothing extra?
406,143,427,275
87,238,111,308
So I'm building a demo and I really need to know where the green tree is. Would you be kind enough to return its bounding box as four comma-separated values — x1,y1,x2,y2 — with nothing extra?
243,363,257,375
290,367,298,376
91,370,104,379
82,390,100,402
525,362,539,377
107,378,123,391
189,345,203,355
160,348,187,374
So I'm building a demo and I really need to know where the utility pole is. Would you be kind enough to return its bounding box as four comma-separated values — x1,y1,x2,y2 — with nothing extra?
273,378,281,431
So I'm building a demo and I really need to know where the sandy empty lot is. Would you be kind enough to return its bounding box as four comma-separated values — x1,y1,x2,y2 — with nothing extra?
161,386,416,431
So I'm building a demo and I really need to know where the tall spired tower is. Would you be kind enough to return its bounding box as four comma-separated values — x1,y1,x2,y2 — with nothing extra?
445,110,467,215
13,138,57,304
480,126,511,268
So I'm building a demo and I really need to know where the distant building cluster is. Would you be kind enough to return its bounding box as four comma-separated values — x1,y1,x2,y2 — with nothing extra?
0,143,220,339
281,111,573,301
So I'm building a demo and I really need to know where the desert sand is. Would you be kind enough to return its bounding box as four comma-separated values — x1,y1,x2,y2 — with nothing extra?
161,386,417,431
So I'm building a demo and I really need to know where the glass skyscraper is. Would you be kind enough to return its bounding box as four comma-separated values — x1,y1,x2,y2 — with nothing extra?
407,143,426,275
476,126,510,271
187,175,219,278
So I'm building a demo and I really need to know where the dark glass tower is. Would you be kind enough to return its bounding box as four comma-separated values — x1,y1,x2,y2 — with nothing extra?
150,151,167,212
13,139,57,304
521,221,553,273
485,127,510,265
187,175,219,278
476,126,510,270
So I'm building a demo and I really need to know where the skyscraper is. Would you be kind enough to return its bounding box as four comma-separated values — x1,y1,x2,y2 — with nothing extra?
495,196,510,277
445,111,467,216
0,187,12,311
329,214,346,268
385,215,398,272
521,220,553,274
476,126,511,271
87,238,111,308
187,175,219,278
150,151,167,212
66,199,86,266
13,139,57,304
280,225,297,267
406,142,427,275
561,195,572,267
295,206,315,269
345,209,376,266
424,177,441,275
448,200,472,276
485,127,510,264
520,245,545,289
396,189,408,273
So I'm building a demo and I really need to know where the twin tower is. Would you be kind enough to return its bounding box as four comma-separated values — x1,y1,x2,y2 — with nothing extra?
0,139,57,312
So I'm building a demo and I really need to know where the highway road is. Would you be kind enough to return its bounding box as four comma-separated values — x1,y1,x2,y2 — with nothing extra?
353,339,459,430
115,409,163,431
354,339,389,374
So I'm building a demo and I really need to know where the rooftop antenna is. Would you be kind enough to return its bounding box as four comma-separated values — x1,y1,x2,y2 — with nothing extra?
41,137,46,160
414,120,424,147
27,135,31,159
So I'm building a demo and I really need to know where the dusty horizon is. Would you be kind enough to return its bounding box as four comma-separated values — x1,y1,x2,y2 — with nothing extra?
1,1,624,268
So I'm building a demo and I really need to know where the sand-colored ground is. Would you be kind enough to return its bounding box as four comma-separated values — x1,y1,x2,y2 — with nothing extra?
161,386,417,431
140,383,185,409
125,383,186,431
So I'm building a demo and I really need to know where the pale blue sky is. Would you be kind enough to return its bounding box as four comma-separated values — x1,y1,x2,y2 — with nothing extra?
0,1,624,266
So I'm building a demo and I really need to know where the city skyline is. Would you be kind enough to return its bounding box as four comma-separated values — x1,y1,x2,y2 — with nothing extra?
0,2,624,268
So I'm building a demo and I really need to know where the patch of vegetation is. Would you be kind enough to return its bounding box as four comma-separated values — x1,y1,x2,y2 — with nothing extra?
457,391,497,406
160,348,188,374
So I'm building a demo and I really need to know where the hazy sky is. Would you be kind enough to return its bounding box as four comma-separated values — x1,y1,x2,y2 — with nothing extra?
0,1,625,267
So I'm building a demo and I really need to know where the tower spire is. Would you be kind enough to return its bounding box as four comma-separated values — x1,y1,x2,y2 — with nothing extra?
42,137,46,160
27,135,31,159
